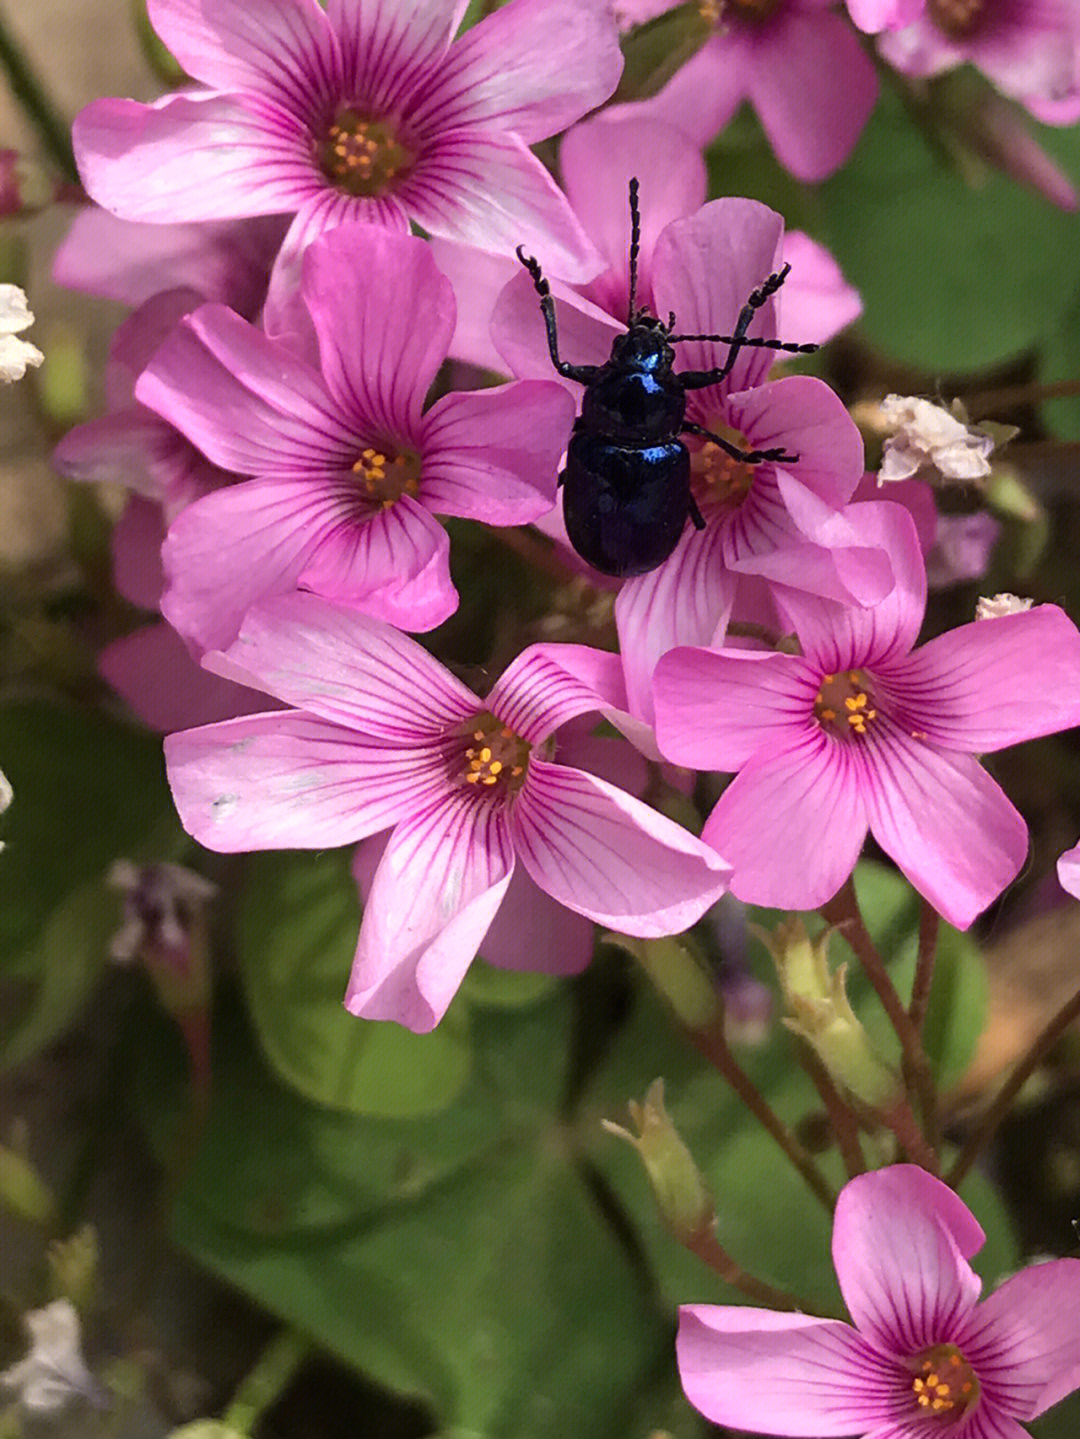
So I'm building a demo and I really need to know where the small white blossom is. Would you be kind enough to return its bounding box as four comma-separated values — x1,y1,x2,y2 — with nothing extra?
0,1300,103,1414
976,593,1035,621
878,394,994,484
0,283,44,383
0,766,10,854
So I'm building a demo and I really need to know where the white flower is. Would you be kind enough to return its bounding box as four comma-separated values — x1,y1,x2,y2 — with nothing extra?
0,1300,104,1414
0,766,10,854
878,394,994,483
0,283,44,383
976,592,1034,621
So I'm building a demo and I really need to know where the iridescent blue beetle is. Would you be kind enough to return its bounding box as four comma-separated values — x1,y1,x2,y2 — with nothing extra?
516,178,818,578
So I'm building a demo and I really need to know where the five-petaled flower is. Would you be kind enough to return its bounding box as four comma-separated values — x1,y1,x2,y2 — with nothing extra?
165,593,730,1031
72,0,621,325
678,1164,1080,1438
653,502,1080,928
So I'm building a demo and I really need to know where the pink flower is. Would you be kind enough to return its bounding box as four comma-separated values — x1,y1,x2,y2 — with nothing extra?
1058,841,1080,900
679,1164,1080,1438
653,501,1080,928
164,594,731,1030
878,0,1079,108
846,0,925,30
138,224,574,651
72,0,620,323
606,0,878,182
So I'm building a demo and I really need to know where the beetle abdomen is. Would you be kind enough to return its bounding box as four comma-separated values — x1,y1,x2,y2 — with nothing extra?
562,432,690,578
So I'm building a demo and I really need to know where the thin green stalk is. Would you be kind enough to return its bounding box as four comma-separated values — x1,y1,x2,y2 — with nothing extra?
223,1329,314,1435
0,6,76,182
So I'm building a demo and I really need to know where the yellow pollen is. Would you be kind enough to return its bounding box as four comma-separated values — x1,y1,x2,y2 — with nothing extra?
690,422,756,512
908,1345,979,1418
316,109,414,198
456,712,531,797
814,669,878,741
350,443,421,509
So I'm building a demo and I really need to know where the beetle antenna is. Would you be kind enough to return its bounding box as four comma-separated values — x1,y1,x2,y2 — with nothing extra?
627,176,641,326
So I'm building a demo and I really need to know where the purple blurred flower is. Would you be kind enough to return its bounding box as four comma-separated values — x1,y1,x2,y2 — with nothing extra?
165,594,731,1030
73,0,620,323
679,1164,1080,1437
879,0,1079,108
137,224,574,651
924,511,1001,589
654,501,1080,928
606,0,879,181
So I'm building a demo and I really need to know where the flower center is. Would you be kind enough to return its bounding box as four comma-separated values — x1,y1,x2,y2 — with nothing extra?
458,713,531,797
908,1344,981,1418
316,109,414,197
690,421,755,514
700,0,784,24
928,0,986,37
351,445,421,508
813,670,879,740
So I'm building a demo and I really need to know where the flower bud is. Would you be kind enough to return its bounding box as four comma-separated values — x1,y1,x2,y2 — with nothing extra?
47,1226,98,1312
603,1080,713,1241
755,919,901,1111
606,932,722,1032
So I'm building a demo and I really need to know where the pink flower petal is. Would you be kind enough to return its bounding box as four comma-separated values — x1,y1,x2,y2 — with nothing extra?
111,496,166,610
654,646,815,771
492,267,621,384
488,644,624,744
401,130,602,283
161,476,345,652
100,621,272,732
263,187,412,337
418,382,572,523
832,1166,985,1356
73,92,316,221
510,759,729,934
878,605,1080,753
1058,841,1080,900
297,494,458,633
560,113,706,319
326,0,468,112
344,790,515,1031
653,198,785,395
475,862,595,975
615,523,735,730
777,501,926,672
303,225,455,436
780,231,862,344
846,0,925,31
606,36,748,149
725,375,865,511
747,8,878,181
703,728,868,911
958,1258,1080,1421
860,723,1029,929
677,1306,898,1435
165,710,447,851
54,407,208,506
424,238,515,370
136,304,353,476
147,0,341,111
214,592,477,739
413,0,622,145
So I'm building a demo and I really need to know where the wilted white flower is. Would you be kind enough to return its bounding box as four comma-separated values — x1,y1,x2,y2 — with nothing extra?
108,860,217,966
878,394,994,483
976,592,1035,620
0,1299,104,1413
0,283,44,383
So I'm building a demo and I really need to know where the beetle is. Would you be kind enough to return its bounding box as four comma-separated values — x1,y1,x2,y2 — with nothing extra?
515,178,819,578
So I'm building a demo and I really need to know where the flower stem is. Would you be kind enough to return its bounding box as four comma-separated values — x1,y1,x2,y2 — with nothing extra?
0,8,77,182
909,899,940,1033
821,879,939,1164
683,1224,807,1311
948,980,1080,1188
688,1021,836,1212
222,1329,313,1435
795,1042,865,1179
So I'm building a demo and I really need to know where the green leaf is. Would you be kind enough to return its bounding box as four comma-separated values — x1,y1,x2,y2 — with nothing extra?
1,879,119,1070
0,701,176,959
817,96,1080,371
237,851,471,1118
170,996,670,1439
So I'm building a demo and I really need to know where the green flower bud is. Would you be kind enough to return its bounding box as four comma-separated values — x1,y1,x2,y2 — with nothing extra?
603,1079,712,1241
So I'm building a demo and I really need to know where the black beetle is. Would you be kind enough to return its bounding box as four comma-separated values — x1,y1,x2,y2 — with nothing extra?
516,178,819,578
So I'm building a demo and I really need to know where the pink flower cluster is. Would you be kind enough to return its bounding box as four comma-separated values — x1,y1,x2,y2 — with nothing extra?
57,0,1080,1039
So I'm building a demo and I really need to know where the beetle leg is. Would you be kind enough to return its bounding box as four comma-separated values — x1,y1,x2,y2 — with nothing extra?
688,494,706,531
681,421,799,466
515,246,600,385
